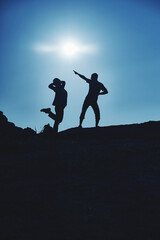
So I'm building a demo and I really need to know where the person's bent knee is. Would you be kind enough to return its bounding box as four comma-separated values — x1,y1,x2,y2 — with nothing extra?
56,117,63,124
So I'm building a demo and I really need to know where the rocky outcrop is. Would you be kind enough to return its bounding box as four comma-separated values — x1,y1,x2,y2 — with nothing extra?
0,111,37,154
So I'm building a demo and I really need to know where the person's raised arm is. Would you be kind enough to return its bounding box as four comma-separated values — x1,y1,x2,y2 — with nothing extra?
99,84,108,95
73,70,90,83
48,83,56,92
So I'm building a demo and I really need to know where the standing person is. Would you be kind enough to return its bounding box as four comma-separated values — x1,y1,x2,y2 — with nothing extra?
41,78,67,133
73,71,108,127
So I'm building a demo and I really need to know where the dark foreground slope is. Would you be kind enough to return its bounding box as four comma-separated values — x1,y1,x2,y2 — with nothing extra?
1,112,160,240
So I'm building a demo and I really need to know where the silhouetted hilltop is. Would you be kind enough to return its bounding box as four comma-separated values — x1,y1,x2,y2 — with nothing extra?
1,111,160,239
60,120,160,139
1,110,160,155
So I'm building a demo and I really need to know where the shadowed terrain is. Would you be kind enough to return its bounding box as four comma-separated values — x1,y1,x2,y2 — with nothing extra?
1,111,160,240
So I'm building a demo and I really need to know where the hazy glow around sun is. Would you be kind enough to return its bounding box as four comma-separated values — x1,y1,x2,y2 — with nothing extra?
34,38,97,59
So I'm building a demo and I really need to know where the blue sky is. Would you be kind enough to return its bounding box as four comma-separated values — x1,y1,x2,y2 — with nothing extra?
0,0,160,132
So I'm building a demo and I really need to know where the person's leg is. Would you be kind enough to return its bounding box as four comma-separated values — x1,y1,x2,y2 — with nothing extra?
41,108,56,120
79,99,90,127
53,121,59,133
91,102,100,127
48,112,56,120
54,106,64,132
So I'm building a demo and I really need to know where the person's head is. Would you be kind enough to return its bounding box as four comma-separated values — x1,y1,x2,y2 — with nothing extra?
53,78,61,86
91,73,98,81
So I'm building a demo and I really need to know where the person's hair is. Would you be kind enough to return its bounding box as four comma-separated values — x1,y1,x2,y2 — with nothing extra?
91,73,98,80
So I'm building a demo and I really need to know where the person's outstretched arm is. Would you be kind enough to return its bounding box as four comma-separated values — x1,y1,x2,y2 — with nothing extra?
73,70,90,83
99,84,108,95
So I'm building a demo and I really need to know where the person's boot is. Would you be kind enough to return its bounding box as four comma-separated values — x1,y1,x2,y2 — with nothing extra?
40,108,51,114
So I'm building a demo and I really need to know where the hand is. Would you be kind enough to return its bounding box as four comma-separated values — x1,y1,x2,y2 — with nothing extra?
73,70,78,75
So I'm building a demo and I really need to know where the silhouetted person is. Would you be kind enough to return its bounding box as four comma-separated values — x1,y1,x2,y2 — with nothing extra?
73,71,108,127
41,78,67,133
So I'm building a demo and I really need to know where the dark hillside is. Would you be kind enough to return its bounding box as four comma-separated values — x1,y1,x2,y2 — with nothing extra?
1,111,160,240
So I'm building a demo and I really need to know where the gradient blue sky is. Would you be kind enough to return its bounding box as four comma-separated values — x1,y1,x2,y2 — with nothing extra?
0,0,160,132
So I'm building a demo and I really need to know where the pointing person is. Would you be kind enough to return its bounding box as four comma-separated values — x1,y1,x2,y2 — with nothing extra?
74,71,108,128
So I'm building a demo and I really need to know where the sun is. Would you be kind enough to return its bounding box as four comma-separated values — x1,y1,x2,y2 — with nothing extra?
60,42,79,57
60,41,82,58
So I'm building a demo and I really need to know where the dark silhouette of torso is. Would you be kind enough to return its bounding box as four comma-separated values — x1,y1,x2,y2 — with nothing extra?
86,80,105,102
52,85,67,108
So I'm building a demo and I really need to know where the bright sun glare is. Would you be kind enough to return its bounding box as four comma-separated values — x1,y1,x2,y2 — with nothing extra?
61,42,79,58
34,38,96,59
